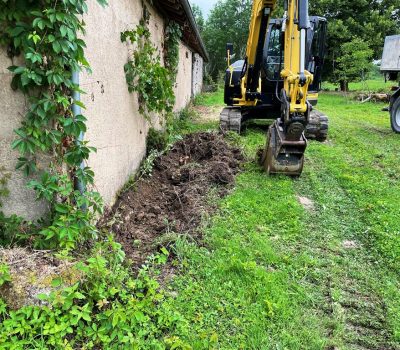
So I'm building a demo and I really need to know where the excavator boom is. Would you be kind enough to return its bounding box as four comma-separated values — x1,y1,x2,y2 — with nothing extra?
244,0,276,100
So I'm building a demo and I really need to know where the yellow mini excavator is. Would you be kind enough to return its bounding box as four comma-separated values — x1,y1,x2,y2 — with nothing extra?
221,0,328,176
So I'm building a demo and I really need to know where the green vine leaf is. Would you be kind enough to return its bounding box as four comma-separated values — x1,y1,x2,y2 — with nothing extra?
0,0,109,250
121,19,181,122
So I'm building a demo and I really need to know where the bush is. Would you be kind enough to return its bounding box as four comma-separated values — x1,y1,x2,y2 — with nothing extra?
146,127,169,155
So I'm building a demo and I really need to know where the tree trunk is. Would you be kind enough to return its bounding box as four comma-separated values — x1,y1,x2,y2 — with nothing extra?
340,80,349,92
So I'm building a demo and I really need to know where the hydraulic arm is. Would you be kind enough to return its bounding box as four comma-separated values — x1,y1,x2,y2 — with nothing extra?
221,0,316,176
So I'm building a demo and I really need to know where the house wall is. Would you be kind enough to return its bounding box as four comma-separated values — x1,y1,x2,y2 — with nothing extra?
0,50,50,220
174,41,193,111
0,0,205,219
81,0,165,206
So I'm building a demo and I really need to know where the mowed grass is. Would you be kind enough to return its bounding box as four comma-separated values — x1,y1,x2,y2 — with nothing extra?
322,78,393,93
313,94,400,267
194,87,225,107
165,92,400,349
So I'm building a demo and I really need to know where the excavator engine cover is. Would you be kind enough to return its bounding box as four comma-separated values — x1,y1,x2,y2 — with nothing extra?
261,120,307,176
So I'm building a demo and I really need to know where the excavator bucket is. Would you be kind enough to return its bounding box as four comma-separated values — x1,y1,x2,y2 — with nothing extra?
260,120,307,176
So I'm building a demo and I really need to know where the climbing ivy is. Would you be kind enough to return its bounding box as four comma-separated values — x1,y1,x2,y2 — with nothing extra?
164,21,182,79
0,168,10,208
121,12,182,121
0,0,107,250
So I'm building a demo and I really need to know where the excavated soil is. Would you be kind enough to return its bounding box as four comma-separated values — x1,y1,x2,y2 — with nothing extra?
100,132,244,267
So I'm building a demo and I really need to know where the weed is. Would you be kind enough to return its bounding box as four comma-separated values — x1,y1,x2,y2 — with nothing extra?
147,127,169,154
0,167,10,206
0,263,11,286
0,236,189,349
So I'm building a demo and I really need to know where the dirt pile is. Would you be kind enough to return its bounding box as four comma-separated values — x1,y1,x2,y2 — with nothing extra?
100,132,244,266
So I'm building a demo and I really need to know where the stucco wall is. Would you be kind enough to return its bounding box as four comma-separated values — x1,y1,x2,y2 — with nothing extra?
81,0,165,207
0,1,205,219
174,41,193,111
0,51,49,220
192,53,204,96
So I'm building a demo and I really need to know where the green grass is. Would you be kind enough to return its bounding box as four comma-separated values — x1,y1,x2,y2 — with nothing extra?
194,87,225,107
322,78,393,93
164,92,400,349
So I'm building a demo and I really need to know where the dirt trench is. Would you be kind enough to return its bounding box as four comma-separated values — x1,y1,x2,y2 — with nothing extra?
99,132,244,267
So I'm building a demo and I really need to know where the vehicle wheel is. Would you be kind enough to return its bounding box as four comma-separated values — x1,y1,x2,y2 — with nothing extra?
390,97,400,133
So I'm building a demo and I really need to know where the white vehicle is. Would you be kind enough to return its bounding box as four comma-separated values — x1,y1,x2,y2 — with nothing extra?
381,35,400,133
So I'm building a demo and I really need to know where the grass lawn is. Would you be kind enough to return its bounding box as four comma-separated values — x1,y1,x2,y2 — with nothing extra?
165,92,400,349
194,88,225,107
322,79,394,93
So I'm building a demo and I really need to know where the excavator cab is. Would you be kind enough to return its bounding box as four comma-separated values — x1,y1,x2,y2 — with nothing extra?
264,16,327,98
224,17,327,110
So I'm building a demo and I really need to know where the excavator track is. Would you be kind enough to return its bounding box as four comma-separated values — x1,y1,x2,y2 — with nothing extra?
260,120,307,176
220,107,242,134
305,110,329,142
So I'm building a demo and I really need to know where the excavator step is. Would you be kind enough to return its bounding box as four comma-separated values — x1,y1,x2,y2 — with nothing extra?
220,107,242,134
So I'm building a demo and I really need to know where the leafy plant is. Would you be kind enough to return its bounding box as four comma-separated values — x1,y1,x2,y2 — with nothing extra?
0,0,106,249
0,213,31,246
139,149,161,178
0,167,10,206
0,237,189,349
29,173,102,250
164,21,182,79
147,127,169,155
0,263,11,286
121,21,175,121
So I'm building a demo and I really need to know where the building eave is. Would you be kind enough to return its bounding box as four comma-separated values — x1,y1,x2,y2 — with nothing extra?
153,0,209,62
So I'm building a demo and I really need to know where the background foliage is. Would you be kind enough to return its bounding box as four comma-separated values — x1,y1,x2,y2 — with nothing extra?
195,0,253,80
310,0,400,87
194,0,400,87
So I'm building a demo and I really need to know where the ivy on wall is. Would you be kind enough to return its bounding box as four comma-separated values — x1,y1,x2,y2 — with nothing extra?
164,21,182,79
121,9,182,121
0,168,10,207
0,3,194,348
0,0,107,250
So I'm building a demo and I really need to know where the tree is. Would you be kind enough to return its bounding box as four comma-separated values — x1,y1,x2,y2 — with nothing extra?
336,38,373,91
309,0,400,89
202,0,253,80
202,0,400,86
191,3,205,34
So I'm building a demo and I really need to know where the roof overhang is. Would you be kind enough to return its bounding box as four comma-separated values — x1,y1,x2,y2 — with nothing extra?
153,0,209,62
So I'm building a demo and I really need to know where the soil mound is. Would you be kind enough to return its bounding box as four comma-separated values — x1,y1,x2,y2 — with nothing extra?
100,132,244,266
